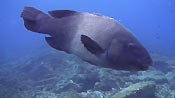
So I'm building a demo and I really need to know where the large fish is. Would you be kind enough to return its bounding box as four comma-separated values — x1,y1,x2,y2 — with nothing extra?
21,7,152,71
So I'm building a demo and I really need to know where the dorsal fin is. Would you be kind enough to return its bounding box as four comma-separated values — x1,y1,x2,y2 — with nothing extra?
48,10,79,18
92,13,103,16
81,35,104,55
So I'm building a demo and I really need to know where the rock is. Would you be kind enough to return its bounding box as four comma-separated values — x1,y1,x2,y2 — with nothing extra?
109,81,156,98
72,73,100,92
166,72,175,89
151,53,175,73
94,79,118,91
34,91,58,98
58,90,82,98
156,83,175,98
81,91,105,98
130,70,168,84
153,61,171,73
98,69,135,90
54,80,81,93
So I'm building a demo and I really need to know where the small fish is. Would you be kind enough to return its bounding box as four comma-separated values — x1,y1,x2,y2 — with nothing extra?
21,7,152,71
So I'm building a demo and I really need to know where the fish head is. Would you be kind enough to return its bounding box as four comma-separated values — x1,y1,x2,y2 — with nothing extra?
106,36,152,71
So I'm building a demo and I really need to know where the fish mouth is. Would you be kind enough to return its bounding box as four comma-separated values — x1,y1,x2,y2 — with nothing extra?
136,58,152,71
139,64,150,71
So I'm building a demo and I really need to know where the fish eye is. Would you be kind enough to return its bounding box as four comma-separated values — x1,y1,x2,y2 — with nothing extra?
128,43,136,48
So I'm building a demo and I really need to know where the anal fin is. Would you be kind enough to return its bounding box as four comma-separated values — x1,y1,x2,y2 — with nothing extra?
45,37,70,53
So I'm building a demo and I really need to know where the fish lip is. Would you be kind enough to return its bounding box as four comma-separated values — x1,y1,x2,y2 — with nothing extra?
140,64,150,71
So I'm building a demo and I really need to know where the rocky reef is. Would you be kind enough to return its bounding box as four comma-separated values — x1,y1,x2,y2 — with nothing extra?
0,48,175,98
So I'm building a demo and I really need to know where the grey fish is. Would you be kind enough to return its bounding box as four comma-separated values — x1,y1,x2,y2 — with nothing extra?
21,7,152,71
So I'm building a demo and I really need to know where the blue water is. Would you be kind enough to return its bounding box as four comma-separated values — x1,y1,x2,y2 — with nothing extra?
1,0,175,58
1,0,175,98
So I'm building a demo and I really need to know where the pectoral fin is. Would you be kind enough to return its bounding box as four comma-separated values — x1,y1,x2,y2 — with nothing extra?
81,35,104,55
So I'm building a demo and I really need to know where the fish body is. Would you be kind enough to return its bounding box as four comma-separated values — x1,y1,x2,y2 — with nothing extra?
21,7,152,71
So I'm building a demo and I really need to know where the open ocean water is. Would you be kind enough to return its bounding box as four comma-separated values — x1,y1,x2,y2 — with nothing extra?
0,0,175,98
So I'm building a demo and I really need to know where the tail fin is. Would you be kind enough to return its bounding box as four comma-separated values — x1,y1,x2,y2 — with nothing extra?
21,7,49,32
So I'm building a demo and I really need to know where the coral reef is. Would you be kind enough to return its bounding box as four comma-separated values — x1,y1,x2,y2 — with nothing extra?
0,48,175,98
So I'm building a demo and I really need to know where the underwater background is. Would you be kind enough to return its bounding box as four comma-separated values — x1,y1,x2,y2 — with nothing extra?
0,0,175,98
